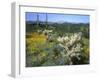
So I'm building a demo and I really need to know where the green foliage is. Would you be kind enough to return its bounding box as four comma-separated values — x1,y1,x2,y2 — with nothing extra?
26,22,89,67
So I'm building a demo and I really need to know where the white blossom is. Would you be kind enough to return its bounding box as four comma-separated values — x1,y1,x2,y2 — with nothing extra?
43,29,53,34
57,32,83,64
57,37,64,43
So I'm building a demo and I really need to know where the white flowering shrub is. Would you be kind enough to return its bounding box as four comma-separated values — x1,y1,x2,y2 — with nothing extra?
42,29,53,34
57,32,83,65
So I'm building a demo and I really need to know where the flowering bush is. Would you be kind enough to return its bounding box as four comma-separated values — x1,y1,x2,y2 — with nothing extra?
57,32,84,65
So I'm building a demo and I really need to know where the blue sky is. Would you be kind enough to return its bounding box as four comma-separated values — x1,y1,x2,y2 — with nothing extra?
26,12,89,23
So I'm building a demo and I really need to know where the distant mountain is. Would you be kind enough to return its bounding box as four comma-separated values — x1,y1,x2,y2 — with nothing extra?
26,21,89,25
